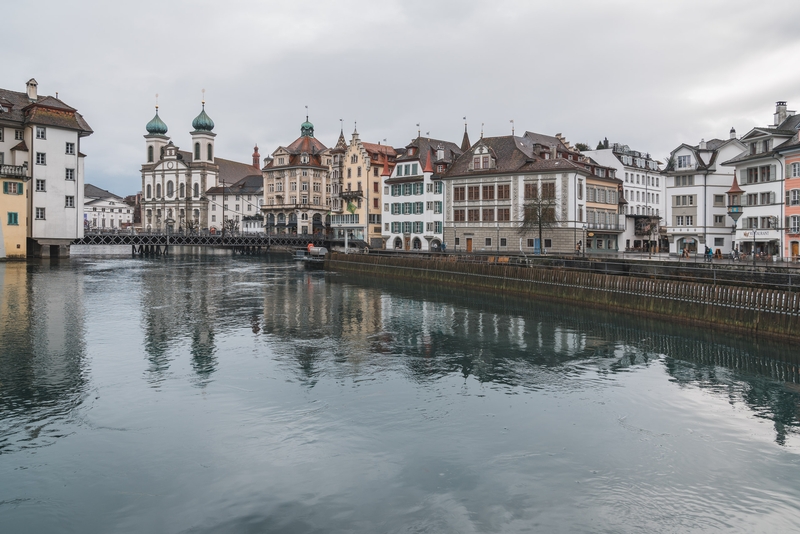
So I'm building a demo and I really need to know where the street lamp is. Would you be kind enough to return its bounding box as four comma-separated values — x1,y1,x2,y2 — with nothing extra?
582,223,587,258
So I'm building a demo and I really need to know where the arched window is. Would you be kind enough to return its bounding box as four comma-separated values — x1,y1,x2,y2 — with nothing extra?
194,143,200,160
207,144,213,160
194,183,200,197
146,184,152,198
148,146,154,163
166,181,174,197
156,183,162,198
179,183,185,198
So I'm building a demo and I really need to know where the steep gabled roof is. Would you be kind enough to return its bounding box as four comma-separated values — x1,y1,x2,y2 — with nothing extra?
0,85,92,134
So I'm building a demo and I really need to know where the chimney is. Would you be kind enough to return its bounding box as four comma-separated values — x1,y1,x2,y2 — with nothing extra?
550,145,557,159
603,137,609,149
775,101,788,126
26,78,38,101
252,145,261,168
730,127,736,140
699,138,707,150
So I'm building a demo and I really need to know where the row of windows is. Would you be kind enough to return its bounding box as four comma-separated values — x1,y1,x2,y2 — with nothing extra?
387,201,443,215
626,190,659,204
396,163,419,177
385,221,443,234
673,194,695,206
389,221,426,234
586,210,617,225
452,237,548,249
674,215,694,226
624,205,659,216
454,184,512,201
145,182,201,199
391,183,424,196
674,175,695,186
586,186,616,204
624,173,658,186
453,208,512,222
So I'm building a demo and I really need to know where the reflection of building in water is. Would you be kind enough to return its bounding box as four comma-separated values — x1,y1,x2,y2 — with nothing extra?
29,262,87,389
138,257,271,384
0,261,87,449
261,271,383,370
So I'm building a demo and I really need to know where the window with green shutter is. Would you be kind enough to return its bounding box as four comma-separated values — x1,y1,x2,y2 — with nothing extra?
7,212,19,225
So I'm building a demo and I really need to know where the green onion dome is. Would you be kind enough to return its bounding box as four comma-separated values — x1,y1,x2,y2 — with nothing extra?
192,103,215,132
300,120,314,137
146,108,168,135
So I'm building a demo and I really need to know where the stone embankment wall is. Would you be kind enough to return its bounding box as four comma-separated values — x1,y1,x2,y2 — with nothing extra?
326,252,800,340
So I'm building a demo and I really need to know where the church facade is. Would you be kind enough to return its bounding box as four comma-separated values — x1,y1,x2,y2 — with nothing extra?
140,102,257,232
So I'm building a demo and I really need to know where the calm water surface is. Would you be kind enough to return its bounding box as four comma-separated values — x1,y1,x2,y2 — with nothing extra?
1,254,800,533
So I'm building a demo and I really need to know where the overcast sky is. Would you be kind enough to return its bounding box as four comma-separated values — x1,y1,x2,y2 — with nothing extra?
6,0,800,195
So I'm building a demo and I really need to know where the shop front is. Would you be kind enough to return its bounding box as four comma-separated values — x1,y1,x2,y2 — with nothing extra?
736,229,780,256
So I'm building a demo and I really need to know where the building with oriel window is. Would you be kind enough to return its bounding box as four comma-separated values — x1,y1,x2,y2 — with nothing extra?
722,101,800,259
663,132,745,256
443,130,618,254
584,139,664,252
383,136,462,251
0,78,92,257
261,118,332,236
333,127,397,248
140,100,257,233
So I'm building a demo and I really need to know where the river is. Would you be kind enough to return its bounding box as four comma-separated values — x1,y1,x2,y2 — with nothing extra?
1,254,799,533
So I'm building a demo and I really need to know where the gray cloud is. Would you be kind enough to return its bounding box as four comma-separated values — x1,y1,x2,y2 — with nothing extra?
5,0,800,194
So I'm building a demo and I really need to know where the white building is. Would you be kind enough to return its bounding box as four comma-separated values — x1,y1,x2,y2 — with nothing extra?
0,78,93,257
140,102,258,233
663,133,745,255
584,140,663,251
383,136,462,251
722,101,800,259
83,184,134,230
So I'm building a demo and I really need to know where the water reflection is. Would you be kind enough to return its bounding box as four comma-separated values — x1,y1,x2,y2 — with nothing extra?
0,261,87,453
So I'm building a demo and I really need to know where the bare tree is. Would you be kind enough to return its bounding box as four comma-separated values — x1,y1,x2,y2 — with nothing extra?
518,182,557,253
224,217,239,235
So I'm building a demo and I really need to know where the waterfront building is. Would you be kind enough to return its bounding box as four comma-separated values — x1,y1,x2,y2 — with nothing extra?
83,184,134,230
207,174,264,234
663,132,745,255
140,101,257,233
777,135,800,260
443,131,618,254
383,136,462,251
0,78,93,257
333,128,397,248
0,164,27,258
261,119,332,236
584,139,664,251
722,101,800,258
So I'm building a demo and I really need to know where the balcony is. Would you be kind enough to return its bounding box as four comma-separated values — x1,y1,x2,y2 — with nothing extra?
586,222,625,232
0,164,28,178
340,189,363,201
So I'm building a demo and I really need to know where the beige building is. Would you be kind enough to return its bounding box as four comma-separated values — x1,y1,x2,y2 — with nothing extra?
333,128,397,248
262,119,332,236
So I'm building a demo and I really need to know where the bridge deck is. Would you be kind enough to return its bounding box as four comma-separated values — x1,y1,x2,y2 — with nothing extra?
73,233,328,248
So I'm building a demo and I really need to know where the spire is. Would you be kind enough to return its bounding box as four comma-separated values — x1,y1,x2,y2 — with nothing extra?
423,149,434,173
381,151,391,177
461,118,471,151
252,144,260,168
727,174,744,195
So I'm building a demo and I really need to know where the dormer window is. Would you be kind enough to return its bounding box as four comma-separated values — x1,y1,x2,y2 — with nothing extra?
301,152,309,164
277,156,285,165
408,148,415,156
437,148,444,160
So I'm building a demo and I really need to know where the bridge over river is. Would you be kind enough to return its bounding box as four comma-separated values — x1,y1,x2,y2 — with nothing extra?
72,231,363,255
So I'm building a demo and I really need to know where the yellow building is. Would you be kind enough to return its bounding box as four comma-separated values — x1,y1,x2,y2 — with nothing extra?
333,128,396,248
1,165,28,259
